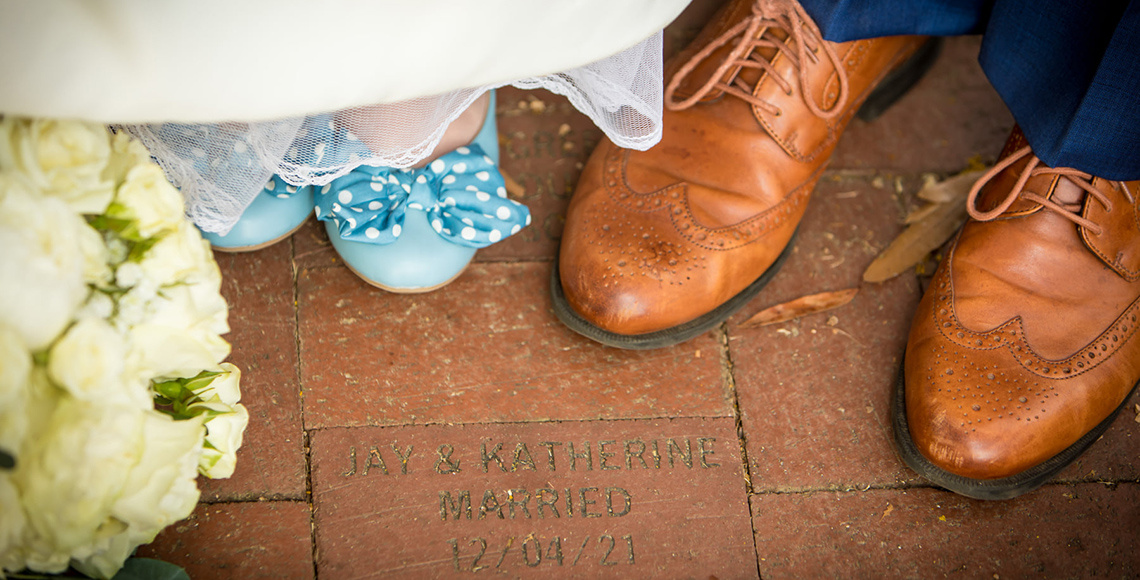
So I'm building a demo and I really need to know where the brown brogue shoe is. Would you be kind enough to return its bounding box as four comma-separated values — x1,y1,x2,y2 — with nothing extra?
894,127,1140,500
552,0,935,348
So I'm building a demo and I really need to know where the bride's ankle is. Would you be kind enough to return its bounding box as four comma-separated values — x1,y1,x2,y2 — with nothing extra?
336,92,491,169
417,92,490,167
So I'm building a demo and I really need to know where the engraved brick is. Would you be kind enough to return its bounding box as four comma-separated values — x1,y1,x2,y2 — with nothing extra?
200,243,307,501
310,418,756,579
298,261,728,429
752,484,1140,578
138,501,313,579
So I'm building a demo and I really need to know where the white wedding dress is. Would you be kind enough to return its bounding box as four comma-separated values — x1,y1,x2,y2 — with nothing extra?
0,0,690,232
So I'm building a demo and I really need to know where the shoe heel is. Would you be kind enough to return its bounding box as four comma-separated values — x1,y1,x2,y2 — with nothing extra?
856,38,942,122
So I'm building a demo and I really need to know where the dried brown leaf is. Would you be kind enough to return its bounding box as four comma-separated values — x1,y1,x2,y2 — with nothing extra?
500,169,526,199
740,288,860,328
864,170,987,283
863,197,968,283
916,170,985,203
904,202,941,224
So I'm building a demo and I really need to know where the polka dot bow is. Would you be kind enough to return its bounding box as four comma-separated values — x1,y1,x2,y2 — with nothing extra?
314,144,530,248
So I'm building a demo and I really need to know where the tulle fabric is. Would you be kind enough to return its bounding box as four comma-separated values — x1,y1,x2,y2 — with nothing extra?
121,34,664,235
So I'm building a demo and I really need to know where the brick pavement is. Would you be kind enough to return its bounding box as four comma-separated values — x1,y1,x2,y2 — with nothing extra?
139,4,1140,577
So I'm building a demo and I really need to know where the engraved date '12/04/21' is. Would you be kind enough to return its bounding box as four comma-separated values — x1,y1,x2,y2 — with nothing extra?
447,534,635,571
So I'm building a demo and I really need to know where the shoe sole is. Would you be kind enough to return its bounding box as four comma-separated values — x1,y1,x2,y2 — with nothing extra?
551,228,798,349
342,260,469,294
550,38,943,350
891,356,1140,500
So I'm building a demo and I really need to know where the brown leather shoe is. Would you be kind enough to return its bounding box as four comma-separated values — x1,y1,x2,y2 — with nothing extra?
552,0,936,349
894,127,1140,499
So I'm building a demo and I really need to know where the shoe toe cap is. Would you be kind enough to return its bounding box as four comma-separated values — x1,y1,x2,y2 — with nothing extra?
204,189,314,250
325,212,475,292
903,338,1082,481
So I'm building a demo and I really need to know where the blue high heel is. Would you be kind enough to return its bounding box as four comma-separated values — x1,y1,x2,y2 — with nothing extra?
316,91,530,292
202,179,313,252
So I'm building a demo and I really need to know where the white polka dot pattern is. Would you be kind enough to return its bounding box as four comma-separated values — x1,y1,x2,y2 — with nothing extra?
311,142,530,248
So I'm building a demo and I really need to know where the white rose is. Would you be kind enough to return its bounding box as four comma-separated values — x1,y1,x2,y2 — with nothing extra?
14,399,144,573
105,236,129,265
0,473,28,573
47,317,151,410
3,367,63,462
76,220,112,287
115,261,144,289
1,368,66,575
0,117,115,215
118,281,230,370
199,404,248,479
71,412,204,579
138,221,218,286
101,132,154,187
75,291,115,322
125,324,228,384
107,163,185,239
0,177,88,351
0,329,32,570
0,326,32,447
149,284,230,356
0,327,32,399
113,276,160,331
193,363,242,406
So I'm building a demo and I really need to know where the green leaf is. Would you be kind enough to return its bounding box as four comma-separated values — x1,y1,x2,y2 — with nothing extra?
126,237,159,262
110,558,190,580
87,214,134,234
152,380,186,401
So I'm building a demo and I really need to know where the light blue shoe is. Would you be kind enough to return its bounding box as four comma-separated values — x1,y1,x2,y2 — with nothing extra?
315,91,531,292
202,178,314,252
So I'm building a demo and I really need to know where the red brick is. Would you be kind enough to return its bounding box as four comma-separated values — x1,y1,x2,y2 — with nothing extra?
297,260,729,429
833,36,1015,174
1056,387,1140,483
291,219,337,272
730,180,924,490
752,484,1140,578
479,87,604,263
138,501,313,580
310,418,756,579
200,242,307,501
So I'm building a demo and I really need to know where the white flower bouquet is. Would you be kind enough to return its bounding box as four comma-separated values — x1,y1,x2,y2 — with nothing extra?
0,118,248,578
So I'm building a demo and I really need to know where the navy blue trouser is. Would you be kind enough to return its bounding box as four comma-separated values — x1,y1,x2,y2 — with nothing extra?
799,0,1140,180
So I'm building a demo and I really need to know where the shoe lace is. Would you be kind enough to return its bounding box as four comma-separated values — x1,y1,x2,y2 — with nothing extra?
664,0,849,119
966,146,1135,236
